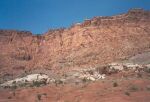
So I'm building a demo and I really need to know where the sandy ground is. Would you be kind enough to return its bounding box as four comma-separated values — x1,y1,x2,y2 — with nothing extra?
0,72,150,102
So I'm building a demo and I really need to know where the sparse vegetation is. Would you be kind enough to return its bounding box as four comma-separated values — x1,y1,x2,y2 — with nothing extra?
12,81,16,84
36,93,47,101
146,85,150,91
62,74,68,78
8,96,12,99
123,65,129,71
37,94,42,101
137,73,142,78
11,85,17,90
88,70,94,75
128,85,139,92
54,79,64,86
82,78,89,83
144,67,150,73
32,81,46,87
125,92,130,96
18,83,28,87
96,66,109,74
75,81,79,85
13,91,16,96
113,82,118,87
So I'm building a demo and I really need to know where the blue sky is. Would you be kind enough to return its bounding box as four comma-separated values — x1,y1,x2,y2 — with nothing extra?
0,0,150,34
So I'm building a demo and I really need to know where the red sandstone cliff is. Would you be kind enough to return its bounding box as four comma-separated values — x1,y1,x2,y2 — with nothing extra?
0,8,150,78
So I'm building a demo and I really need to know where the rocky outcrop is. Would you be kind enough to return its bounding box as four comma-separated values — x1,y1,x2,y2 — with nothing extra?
0,74,55,88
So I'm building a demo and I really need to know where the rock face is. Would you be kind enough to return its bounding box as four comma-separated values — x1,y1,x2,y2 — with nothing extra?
0,9,150,78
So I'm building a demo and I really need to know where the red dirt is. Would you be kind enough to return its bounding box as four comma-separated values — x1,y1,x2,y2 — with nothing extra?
0,77,150,102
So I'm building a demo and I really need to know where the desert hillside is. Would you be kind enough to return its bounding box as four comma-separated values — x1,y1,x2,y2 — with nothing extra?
0,8,150,76
0,8,150,102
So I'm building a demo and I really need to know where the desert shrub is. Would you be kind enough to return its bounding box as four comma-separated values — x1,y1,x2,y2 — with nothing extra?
13,91,16,96
113,82,118,87
137,73,142,78
12,81,16,84
33,81,42,87
37,93,47,100
25,79,28,82
146,85,150,91
55,80,63,86
123,65,129,71
18,83,28,87
4,86,10,89
75,81,79,85
129,85,139,92
144,68,150,73
32,81,46,87
37,94,41,100
11,85,17,90
96,66,109,75
23,55,32,61
62,74,68,78
13,54,32,61
82,78,87,83
82,78,89,83
109,68,119,74
7,96,12,99
13,66,25,70
87,70,94,75
2,73,13,81
125,92,130,96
